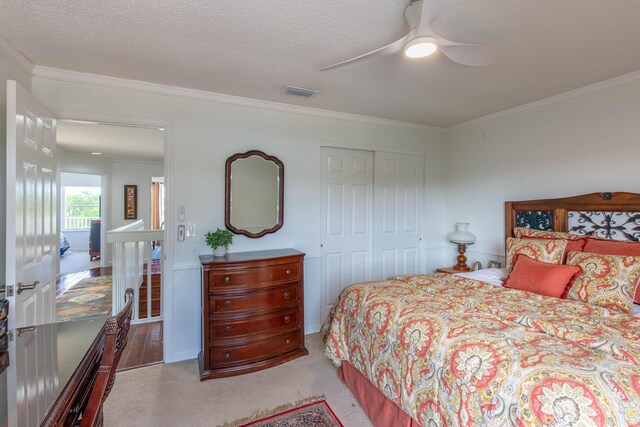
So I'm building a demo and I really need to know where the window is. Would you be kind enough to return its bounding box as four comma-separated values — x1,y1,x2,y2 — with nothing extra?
63,186,101,229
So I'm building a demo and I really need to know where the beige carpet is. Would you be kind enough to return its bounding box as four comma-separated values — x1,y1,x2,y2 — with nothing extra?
105,333,373,427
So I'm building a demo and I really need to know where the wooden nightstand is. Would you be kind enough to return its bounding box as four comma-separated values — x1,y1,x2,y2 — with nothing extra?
435,267,463,274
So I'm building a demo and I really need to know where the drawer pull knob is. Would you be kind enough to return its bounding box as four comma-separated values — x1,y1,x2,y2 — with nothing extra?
223,300,231,309
224,276,230,283
224,326,232,335
225,352,231,360
285,269,291,275
283,291,290,300
284,315,291,324
285,338,291,344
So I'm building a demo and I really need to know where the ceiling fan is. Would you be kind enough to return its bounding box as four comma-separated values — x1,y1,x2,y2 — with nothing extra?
320,0,503,71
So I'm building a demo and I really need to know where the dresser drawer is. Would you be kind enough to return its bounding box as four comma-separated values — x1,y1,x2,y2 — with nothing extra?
209,262,300,291
210,331,300,368
210,283,300,316
210,309,300,341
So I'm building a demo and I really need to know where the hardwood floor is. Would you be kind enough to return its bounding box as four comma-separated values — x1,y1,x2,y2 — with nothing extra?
58,267,164,371
118,321,163,371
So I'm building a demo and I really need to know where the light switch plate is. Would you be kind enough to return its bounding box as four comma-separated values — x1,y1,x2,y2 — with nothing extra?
186,223,196,237
177,224,185,241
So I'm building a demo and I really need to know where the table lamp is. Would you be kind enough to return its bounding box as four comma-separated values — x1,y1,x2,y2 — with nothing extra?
448,222,476,271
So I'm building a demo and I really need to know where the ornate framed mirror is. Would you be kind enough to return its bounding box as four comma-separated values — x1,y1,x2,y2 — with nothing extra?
225,150,284,238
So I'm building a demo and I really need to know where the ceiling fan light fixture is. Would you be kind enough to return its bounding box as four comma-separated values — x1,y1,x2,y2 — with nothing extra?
404,36,438,59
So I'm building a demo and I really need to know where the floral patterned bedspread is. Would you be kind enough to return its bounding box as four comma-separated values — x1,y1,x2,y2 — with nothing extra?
320,274,640,426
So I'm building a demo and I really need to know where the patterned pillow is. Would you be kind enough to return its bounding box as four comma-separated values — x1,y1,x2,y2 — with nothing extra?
514,227,583,240
565,252,640,314
506,237,568,271
581,239,640,304
516,231,587,263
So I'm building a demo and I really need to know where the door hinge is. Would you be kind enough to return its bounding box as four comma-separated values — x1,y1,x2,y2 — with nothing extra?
8,330,14,342
6,285,14,297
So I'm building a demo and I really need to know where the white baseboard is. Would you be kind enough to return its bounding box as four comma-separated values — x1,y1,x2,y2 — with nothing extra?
305,324,321,335
170,349,200,363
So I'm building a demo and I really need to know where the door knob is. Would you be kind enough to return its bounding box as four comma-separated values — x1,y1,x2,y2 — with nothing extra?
17,280,39,295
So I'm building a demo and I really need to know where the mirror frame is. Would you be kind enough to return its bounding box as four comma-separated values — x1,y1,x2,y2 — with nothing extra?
224,150,285,238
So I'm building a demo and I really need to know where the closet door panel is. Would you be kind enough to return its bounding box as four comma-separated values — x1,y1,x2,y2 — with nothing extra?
373,152,424,280
320,147,373,318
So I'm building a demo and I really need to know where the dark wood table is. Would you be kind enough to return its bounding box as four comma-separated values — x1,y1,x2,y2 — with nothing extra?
0,316,107,426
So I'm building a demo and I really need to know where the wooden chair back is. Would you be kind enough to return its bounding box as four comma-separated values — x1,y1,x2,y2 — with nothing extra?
80,288,134,427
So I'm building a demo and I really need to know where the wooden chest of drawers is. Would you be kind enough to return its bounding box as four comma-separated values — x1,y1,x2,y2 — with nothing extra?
199,248,307,380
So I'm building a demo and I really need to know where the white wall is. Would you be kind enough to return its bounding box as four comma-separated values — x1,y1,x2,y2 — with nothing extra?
61,171,102,187
58,151,162,230
110,160,163,230
62,230,89,252
32,75,447,361
0,49,32,284
58,154,163,262
444,79,640,267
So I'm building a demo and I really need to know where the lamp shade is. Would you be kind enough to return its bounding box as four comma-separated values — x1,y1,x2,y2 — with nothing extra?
448,222,476,244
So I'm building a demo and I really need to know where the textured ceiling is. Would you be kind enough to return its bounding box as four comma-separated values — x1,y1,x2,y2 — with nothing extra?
57,121,164,162
2,0,640,127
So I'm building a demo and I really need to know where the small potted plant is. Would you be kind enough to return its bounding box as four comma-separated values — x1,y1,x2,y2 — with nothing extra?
205,228,234,257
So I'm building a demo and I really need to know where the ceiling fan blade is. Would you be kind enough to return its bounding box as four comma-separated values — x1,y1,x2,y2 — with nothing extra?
320,33,410,71
416,0,451,34
439,40,504,66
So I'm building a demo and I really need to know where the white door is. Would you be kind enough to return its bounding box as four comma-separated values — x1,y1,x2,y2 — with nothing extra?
12,325,58,427
6,80,58,328
320,147,373,317
373,152,424,280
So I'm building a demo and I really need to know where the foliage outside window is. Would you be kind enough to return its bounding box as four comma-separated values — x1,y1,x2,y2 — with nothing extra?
64,187,101,229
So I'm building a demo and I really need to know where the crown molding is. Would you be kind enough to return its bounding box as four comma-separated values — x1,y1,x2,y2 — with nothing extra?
25,56,640,133
32,65,446,133
0,35,34,75
447,68,640,131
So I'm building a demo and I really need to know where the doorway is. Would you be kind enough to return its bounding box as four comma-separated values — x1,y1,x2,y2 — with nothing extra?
55,119,166,369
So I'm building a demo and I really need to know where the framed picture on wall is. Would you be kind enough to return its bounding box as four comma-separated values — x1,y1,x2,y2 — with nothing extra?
124,184,137,220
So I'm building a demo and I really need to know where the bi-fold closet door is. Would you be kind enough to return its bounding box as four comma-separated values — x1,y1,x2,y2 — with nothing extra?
320,147,424,318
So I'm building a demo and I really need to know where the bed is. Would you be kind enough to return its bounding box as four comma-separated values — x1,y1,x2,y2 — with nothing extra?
321,192,640,426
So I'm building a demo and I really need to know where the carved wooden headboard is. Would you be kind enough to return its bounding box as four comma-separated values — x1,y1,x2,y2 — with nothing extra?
505,192,640,242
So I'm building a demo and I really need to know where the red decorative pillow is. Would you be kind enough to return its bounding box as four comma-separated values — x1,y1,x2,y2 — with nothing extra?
583,238,640,256
583,239,640,304
504,255,582,299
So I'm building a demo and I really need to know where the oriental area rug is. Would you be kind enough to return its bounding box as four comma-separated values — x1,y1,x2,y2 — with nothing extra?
217,397,344,427
56,275,112,321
